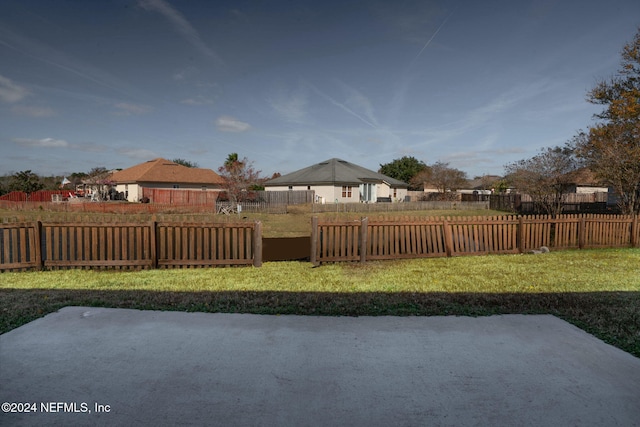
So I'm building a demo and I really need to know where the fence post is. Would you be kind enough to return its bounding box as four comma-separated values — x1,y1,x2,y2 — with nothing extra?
35,220,43,271
310,216,318,266
518,216,525,254
631,215,638,248
359,217,368,264
149,219,158,269
578,216,586,250
253,221,262,267
443,219,454,257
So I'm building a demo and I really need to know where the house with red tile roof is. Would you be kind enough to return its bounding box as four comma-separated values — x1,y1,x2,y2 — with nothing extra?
109,158,224,202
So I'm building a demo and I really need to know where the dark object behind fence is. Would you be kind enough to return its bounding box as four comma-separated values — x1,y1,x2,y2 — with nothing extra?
263,237,311,261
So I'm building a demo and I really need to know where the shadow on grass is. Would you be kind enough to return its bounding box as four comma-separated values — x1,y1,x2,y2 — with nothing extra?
1,289,639,358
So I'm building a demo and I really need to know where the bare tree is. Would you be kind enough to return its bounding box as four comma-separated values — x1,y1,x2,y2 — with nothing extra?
429,162,468,200
505,145,581,216
217,153,262,206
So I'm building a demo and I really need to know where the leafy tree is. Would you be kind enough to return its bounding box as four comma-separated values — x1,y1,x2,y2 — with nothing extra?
492,179,510,194
428,161,468,200
0,176,8,196
575,28,640,214
217,153,262,205
378,156,427,190
9,170,44,194
172,158,199,168
70,172,88,187
504,145,581,216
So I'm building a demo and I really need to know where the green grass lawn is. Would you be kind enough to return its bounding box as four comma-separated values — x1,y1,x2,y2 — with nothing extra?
2,248,639,357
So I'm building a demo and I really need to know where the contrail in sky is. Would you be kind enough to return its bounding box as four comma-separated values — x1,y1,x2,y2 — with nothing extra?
308,83,378,129
412,9,456,63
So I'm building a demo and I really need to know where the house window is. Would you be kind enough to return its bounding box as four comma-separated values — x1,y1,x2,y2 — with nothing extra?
342,186,352,198
393,188,397,198
288,186,293,190
360,183,374,202
307,185,311,190
173,184,180,189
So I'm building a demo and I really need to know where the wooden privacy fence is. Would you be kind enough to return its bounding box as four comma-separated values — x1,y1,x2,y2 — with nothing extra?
142,188,219,205
310,214,640,265
0,221,262,272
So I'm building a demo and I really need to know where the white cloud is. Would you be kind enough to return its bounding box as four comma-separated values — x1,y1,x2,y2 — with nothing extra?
180,96,213,105
0,74,29,103
215,115,251,132
13,137,69,148
113,102,152,115
11,105,55,117
268,84,308,123
172,66,198,81
138,0,224,64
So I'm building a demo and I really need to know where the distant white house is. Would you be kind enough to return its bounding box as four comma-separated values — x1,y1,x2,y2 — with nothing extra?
264,158,408,203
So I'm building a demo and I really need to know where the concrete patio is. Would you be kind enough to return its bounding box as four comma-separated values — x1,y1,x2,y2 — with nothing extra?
1,307,639,426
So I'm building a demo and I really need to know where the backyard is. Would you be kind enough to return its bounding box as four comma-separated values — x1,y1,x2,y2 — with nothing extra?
1,206,639,358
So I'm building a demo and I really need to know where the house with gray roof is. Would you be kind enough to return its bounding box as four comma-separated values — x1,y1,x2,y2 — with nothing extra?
264,158,408,203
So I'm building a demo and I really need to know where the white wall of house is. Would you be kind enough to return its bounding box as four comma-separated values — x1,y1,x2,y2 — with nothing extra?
393,187,408,201
114,183,143,202
376,183,407,202
266,183,406,203
575,186,609,194
266,184,359,203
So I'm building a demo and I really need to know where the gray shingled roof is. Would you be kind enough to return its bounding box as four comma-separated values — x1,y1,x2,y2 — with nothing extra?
265,158,408,187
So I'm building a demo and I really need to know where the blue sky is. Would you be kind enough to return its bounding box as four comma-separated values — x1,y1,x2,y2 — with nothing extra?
1,0,638,179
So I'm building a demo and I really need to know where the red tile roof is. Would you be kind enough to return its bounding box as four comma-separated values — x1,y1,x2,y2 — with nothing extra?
109,158,224,185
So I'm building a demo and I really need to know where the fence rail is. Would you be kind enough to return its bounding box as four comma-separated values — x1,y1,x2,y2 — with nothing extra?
0,221,262,272
258,190,315,205
216,201,288,214
311,201,489,214
310,214,639,265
